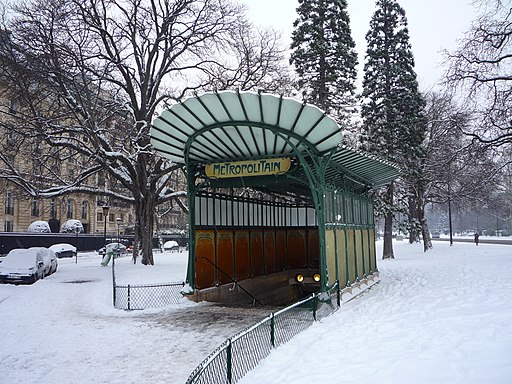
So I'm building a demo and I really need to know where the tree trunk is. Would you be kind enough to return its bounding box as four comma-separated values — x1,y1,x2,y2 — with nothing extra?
136,196,155,266
383,182,395,259
419,202,433,252
408,191,420,244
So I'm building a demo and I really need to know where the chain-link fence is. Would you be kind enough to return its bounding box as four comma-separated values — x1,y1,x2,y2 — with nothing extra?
185,282,340,384
114,282,185,310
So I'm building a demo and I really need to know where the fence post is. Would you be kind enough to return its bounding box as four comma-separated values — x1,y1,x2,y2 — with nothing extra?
312,294,318,321
270,313,275,348
336,280,341,308
112,254,116,307
127,284,131,311
227,338,232,384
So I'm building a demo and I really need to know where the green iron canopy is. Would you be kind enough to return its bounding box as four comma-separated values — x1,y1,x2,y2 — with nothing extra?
151,90,399,189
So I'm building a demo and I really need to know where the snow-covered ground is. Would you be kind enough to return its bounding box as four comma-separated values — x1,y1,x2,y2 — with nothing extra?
241,241,512,384
1,241,511,384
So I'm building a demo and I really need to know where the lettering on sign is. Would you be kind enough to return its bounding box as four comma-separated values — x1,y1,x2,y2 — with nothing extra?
205,158,291,179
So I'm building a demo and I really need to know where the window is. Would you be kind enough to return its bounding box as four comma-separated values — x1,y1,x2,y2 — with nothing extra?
97,212,104,222
31,198,39,217
50,198,57,219
5,191,14,215
81,201,88,220
4,220,13,232
66,199,74,219
109,213,115,222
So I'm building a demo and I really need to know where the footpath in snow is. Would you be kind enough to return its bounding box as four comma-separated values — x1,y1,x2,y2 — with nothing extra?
240,240,512,384
1,241,511,384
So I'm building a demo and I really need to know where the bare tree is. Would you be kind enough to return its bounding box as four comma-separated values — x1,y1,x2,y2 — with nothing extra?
203,24,294,94
423,93,502,239
444,1,512,149
0,0,248,265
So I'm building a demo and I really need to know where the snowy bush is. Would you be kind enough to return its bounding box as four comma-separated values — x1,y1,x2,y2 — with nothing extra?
60,219,84,233
27,221,51,233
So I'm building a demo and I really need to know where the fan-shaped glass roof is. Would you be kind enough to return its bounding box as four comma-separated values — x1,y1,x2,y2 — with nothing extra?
151,90,399,190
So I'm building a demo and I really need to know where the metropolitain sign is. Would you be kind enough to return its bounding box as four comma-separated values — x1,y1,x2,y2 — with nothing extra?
205,158,291,179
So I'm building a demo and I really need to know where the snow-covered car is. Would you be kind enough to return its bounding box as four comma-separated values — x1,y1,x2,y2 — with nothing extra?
98,242,127,256
163,240,179,252
49,243,77,258
30,247,58,276
0,248,46,284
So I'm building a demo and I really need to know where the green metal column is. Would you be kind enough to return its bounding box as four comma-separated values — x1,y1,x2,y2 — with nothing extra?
185,165,197,289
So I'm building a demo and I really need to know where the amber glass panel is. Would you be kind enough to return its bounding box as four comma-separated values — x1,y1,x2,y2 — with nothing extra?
369,229,376,272
235,230,250,280
362,230,370,275
195,230,215,289
217,230,234,285
250,230,264,277
275,230,287,271
325,229,336,286
287,229,307,269
308,228,319,268
355,230,364,280
264,230,276,274
346,229,356,283
336,229,348,288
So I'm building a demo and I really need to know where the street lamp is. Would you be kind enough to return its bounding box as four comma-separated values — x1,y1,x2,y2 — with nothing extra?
116,217,122,247
112,217,121,307
102,205,110,247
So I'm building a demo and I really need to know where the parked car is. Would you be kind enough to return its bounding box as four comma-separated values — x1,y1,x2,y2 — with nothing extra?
30,247,58,276
98,242,127,256
432,231,441,239
0,248,46,284
163,240,179,252
49,243,77,258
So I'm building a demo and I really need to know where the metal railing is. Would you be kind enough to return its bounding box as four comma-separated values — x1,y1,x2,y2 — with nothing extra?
114,282,185,310
185,282,340,384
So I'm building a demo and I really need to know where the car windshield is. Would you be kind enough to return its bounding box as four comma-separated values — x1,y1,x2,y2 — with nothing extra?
1,250,37,268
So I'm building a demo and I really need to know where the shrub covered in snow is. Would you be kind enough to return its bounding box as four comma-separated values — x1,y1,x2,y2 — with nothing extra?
27,221,51,233
60,219,84,233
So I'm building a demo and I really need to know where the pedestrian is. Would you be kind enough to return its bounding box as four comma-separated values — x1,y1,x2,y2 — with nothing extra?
474,231,480,246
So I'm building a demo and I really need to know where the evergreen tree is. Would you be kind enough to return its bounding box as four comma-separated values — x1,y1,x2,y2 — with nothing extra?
290,0,357,120
361,0,427,259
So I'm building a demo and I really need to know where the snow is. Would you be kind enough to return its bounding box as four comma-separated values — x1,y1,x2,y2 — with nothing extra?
240,241,512,384
1,241,511,384
27,220,51,233
60,219,84,233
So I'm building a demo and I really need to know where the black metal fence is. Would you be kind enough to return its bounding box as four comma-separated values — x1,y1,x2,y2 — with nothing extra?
114,282,185,310
185,282,340,384
0,232,188,255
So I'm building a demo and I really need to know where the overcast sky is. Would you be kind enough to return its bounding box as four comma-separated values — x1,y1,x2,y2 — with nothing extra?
241,0,478,91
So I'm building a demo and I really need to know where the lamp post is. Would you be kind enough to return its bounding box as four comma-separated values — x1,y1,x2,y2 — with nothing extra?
102,205,110,248
116,217,122,248
112,217,121,307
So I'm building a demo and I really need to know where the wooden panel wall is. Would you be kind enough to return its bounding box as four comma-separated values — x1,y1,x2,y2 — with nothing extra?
217,231,234,285
194,227,377,290
195,230,216,289
234,231,250,280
